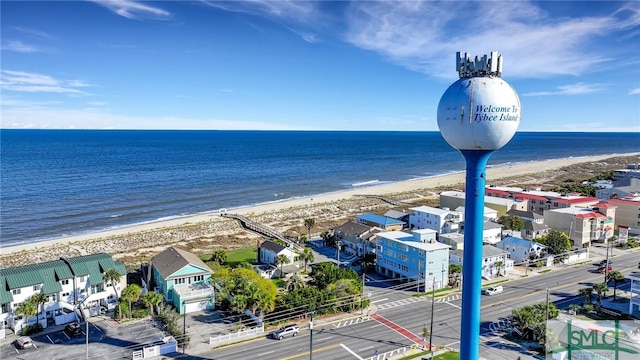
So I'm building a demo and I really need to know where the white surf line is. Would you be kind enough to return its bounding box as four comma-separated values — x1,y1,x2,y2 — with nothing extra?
257,350,275,356
340,343,364,360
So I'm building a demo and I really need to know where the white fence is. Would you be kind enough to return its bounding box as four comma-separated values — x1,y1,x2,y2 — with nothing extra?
363,346,411,360
209,325,265,346
132,337,177,359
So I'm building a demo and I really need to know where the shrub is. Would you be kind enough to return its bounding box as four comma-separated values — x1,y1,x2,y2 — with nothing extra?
132,309,149,318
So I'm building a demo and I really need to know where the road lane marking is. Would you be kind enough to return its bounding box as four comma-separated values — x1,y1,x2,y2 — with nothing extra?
47,335,55,343
445,302,461,309
258,350,275,356
317,336,333,342
340,343,364,360
92,323,102,331
279,344,340,360
359,346,374,351
370,298,388,303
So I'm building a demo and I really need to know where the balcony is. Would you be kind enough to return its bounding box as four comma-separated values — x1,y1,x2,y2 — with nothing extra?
173,281,214,298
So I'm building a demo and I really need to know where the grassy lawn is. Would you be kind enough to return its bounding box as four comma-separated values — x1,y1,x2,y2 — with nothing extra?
226,247,258,267
272,278,286,288
197,247,257,267
402,351,459,359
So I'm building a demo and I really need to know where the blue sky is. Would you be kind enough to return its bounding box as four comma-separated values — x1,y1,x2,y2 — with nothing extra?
1,1,639,132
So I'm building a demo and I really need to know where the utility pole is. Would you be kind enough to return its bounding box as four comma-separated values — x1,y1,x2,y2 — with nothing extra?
603,241,610,284
429,278,435,360
85,312,89,360
309,311,313,360
361,270,366,316
545,288,549,324
182,302,186,354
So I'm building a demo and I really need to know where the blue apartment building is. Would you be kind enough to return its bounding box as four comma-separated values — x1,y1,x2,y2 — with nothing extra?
375,229,450,291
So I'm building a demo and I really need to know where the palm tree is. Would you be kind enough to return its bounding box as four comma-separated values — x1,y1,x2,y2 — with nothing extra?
303,218,316,242
298,247,315,272
494,261,504,277
578,287,594,304
285,274,305,291
15,299,37,331
592,282,608,312
141,291,164,316
211,250,227,264
120,284,142,318
30,293,47,324
103,268,123,319
607,270,626,301
276,254,290,278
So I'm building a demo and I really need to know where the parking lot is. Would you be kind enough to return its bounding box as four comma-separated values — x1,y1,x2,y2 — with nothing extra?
0,317,166,360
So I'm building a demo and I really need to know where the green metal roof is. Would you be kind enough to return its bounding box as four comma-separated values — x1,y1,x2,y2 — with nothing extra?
0,259,73,294
65,253,126,285
0,275,14,304
0,253,126,296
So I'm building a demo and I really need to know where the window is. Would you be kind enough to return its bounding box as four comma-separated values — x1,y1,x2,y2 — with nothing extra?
61,279,69,285
175,278,185,285
46,294,57,302
12,289,21,295
33,285,41,291
62,292,70,298
78,276,85,282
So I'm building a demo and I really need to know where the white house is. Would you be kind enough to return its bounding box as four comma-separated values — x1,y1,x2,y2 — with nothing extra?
258,240,299,277
496,236,546,264
376,229,450,291
408,205,462,234
449,245,513,279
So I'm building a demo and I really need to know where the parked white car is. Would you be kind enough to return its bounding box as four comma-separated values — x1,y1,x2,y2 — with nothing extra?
483,285,503,296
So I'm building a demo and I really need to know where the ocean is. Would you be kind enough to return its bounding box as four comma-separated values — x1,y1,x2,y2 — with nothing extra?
1,130,638,246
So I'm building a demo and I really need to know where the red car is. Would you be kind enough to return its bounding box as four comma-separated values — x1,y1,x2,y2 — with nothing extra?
598,265,612,273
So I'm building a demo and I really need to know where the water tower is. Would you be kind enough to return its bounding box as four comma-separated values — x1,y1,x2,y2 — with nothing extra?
437,51,520,360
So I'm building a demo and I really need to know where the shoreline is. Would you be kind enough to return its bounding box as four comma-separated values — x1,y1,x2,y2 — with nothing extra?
1,152,638,260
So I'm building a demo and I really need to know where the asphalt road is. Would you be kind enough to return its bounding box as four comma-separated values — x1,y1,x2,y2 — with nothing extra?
205,251,640,360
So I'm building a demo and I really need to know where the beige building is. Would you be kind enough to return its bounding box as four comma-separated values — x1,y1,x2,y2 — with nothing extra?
607,197,640,234
440,191,527,217
543,205,616,247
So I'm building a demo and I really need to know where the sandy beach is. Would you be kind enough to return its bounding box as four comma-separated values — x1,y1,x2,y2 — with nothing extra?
1,153,638,268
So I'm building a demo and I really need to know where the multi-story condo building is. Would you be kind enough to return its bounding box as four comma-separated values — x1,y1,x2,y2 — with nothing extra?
375,229,450,291
440,190,528,217
486,186,601,214
596,178,640,201
0,253,126,333
543,205,616,247
613,164,640,182
408,205,462,234
629,271,640,316
606,197,640,235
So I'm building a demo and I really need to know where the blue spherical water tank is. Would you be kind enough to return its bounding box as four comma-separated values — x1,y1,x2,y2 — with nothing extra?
437,76,520,150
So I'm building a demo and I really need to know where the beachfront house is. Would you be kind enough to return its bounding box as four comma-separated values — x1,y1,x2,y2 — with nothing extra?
0,253,126,334
332,221,380,256
355,213,405,231
258,240,299,277
449,245,513,279
149,247,215,315
375,229,450,291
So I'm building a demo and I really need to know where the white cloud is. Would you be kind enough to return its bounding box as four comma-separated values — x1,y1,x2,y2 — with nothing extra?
523,83,606,96
629,88,640,95
89,0,171,20
1,70,91,95
3,41,40,53
342,1,637,79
